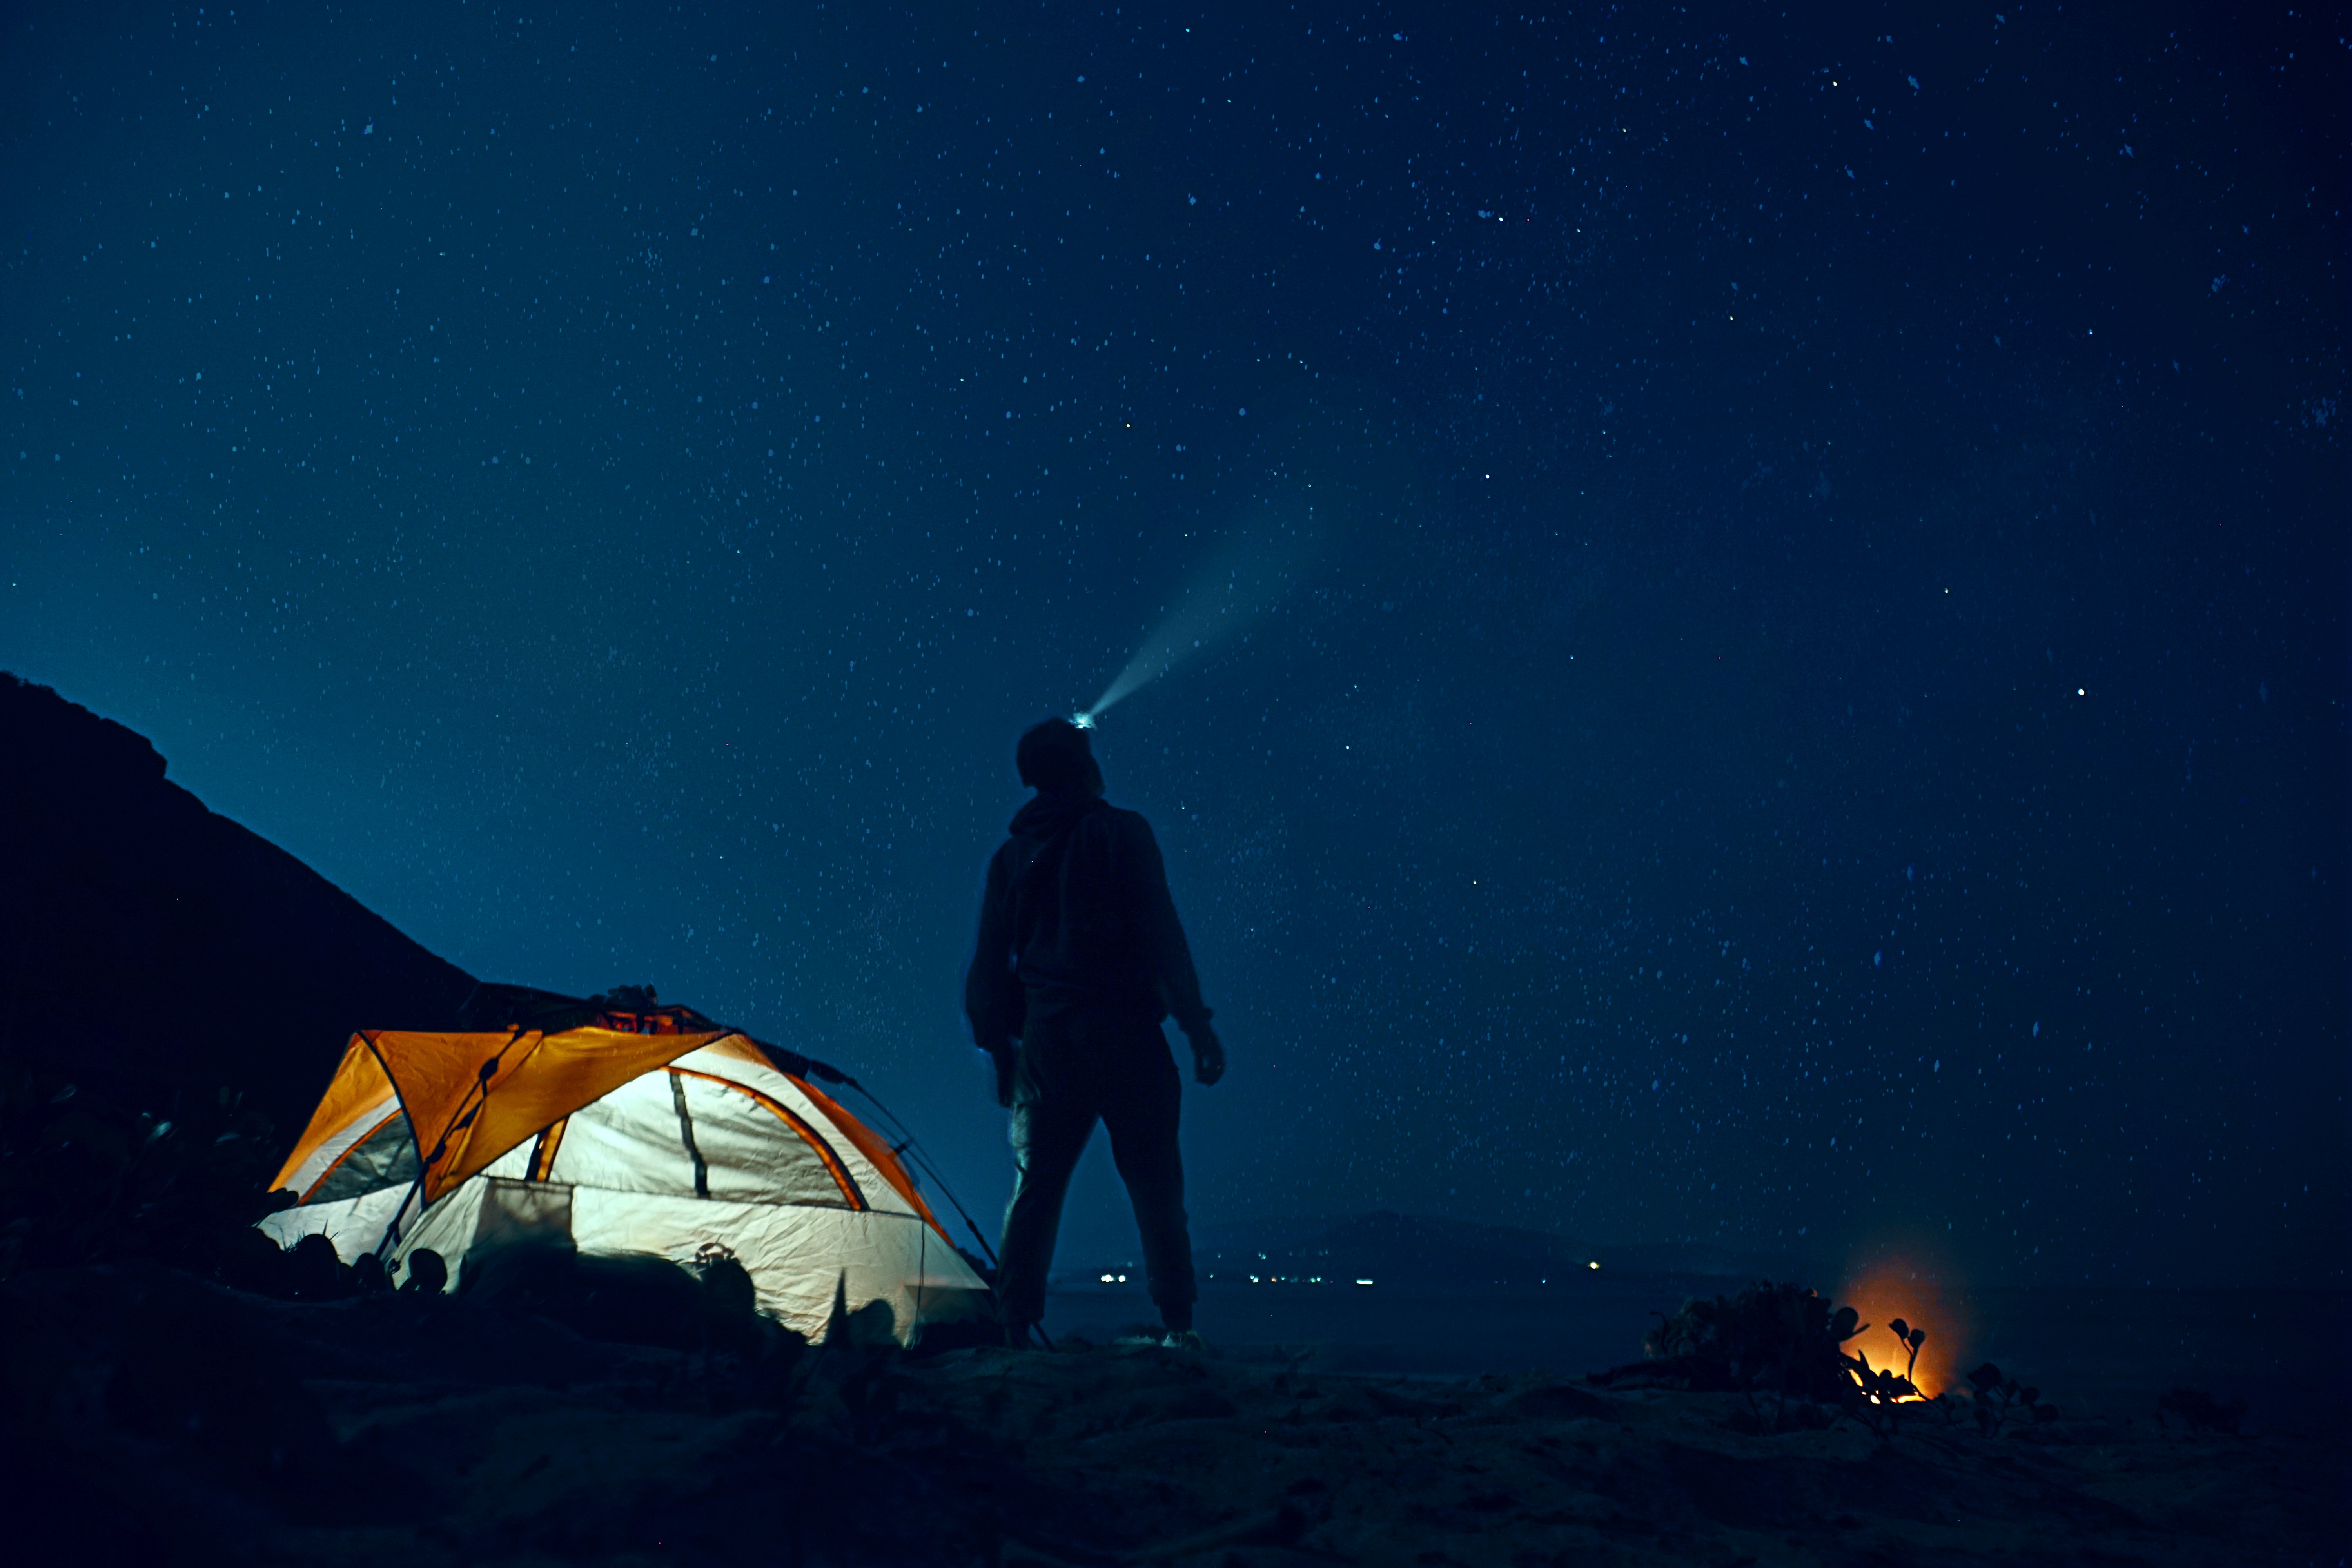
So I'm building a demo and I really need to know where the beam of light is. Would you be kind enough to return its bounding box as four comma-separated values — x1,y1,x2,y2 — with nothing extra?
1083,502,1320,724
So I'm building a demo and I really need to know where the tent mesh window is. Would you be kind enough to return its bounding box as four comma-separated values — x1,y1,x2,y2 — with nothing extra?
307,1112,420,1205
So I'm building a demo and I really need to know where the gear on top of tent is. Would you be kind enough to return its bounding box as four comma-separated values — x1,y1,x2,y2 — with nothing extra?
259,984,993,1345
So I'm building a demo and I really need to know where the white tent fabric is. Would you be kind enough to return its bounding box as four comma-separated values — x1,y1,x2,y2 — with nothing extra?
264,1183,409,1264
261,1039,989,1343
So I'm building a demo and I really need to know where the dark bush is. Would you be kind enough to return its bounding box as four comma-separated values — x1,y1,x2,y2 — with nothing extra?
460,1237,783,1355
1628,1280,1866,1402
1597,1281,1968,1444
287,1232,349,1299
0,1069,292,1283
215,1224,294,1296
1967,1362,2060,1434
2157,1386,2245,1434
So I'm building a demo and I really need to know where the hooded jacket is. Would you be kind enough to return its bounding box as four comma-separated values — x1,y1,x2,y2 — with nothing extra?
964,790,1212,1055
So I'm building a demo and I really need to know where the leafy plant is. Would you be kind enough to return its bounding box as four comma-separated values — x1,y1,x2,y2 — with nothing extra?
1966,1362,2059,1434
1842,1321,1927,1445
1886,1317,1927,1385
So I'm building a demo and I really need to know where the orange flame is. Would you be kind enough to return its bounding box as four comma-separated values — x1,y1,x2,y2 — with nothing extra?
1837,1257,1967,1399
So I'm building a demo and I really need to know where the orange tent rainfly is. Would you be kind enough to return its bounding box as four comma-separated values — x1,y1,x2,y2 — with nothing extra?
263,991,990,1345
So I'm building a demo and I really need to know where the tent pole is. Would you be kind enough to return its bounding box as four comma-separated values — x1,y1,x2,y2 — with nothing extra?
960,1213,1002,1272
363,1026,521,1270
840,1082,1000,1270
373,1171,425,1259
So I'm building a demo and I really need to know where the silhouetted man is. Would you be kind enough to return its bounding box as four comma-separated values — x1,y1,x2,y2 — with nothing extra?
966,717,1224,1345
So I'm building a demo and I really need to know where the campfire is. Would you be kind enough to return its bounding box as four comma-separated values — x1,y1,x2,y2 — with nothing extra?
1838,1257,1967,1399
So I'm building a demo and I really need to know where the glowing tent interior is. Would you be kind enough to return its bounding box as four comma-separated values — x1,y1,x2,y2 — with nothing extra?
259,992,991,1344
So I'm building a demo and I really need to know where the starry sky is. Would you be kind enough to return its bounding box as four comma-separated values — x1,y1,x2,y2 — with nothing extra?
3,2,2341,1289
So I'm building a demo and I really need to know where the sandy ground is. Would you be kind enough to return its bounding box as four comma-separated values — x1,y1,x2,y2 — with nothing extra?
4,1266,2343,1566
1045,1281,2352,1434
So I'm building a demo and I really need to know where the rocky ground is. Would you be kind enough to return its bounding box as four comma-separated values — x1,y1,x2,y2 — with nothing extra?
4,1263,2343,1567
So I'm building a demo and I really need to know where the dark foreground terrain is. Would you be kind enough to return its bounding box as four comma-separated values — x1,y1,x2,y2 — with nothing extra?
4,1262,2341,1568
1054,1279,2352,1435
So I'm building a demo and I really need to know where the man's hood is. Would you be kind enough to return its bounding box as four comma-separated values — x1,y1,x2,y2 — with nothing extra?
1009,789,1105,840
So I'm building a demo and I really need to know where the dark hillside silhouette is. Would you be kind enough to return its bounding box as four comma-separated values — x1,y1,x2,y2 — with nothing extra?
0,674,474,1131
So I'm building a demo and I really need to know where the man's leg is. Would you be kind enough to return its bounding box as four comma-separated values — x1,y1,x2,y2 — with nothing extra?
1100,1024,1196,1334
994,1042,1096,1336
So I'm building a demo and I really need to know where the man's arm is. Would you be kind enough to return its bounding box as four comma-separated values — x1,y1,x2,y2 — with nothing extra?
963,847,1024,1102
1128,816,1224,1084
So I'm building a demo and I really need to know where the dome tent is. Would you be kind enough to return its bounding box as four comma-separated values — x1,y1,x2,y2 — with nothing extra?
259,986,991,1345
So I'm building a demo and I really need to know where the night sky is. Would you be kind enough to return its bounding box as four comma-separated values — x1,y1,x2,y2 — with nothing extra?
4,2,2341,1291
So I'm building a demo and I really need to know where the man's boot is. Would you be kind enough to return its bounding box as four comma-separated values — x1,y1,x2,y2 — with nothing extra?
1158,1301,1202,1351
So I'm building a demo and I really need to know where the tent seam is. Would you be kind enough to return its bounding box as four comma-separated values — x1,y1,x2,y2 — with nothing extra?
668,1065,866,1210
668,1071,712,1199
